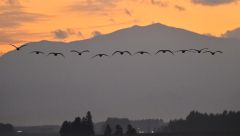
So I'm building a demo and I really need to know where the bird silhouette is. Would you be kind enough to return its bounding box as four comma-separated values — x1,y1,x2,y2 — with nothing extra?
70,50,90,56
203,51,223,55
9,44,28,51
155,50,174,55
48,52,65,58
30,51,45,55
175,50,194,53
189,48,209,53
134,51,151,55
112,51,132,56
91,54,109,58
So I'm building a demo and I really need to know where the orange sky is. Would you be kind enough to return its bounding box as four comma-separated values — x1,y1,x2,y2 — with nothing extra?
1,0,240,53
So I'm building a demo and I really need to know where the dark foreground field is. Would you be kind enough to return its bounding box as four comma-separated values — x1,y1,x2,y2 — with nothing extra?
16,132,240,136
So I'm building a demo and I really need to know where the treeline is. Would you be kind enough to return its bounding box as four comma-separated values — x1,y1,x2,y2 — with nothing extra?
165,110,240,133
60,111,94,136
0,123,16,136
60,111,137,136
104,124,137,136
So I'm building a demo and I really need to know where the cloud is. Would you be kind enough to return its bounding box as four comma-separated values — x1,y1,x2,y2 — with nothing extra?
0,30,21,44
0,0,47,28
0,11,47,28
222,27,240,40
53,29,69,39
0,29,49,46
108,18,115,23
150,0,168,7
68,0,121,13
174,5,185,11
52,29,84,39
191,0,239,6
124,8,132,16
91,31,102,37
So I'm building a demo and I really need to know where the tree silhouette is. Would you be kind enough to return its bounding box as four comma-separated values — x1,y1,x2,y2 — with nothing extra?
166,110,240,133
86,111,95,136
114,124,123,136
59,111,95,136
104,124,112,136
126,124,137,135
0,123,16,136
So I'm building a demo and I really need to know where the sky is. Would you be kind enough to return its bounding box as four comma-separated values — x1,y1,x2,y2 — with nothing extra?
1,0,240,54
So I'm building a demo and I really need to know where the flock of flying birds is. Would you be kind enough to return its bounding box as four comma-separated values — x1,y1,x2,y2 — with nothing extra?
9,44,223,58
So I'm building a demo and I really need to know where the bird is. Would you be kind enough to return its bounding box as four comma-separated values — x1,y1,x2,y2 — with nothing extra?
134,51,151,55
91,54,109,58
70,50,90,56
30,51,45,55
189,48,209,53
112,51,132,56
203,51,223,55
48,52,65,58
155,50,174,55
175,49,194,53
9,44,28,51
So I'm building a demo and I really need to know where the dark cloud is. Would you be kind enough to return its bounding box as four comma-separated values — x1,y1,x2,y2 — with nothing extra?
124,8,132,16
52,29,84,39
174,5,185,11
191,0,239,6
150,0,168,7
0,11,46,28
68,0,121,13
0,0,47,28
91,31,102,37
5,0,21,5
222,27,240,40
53,29,69,39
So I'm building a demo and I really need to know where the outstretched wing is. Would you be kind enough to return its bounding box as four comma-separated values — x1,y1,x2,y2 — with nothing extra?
189,49,198,52
70,50,80,53
143,51,151,55
19,44,28,48
166,50,174,55
155,50,163,54
112,51,121,56
124,51,132,56
134,51,141,55
91,54,100,58
200,48,209,51
9,44,18,48
203,51,211,54
216,51,223,53
58,53,65,58
47,52,55,56
81,50,90,53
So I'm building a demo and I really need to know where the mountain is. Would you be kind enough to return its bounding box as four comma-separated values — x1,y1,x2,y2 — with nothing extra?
0,23,240,126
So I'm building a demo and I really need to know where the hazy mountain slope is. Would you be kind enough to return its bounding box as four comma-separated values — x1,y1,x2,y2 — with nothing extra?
0,23,240,126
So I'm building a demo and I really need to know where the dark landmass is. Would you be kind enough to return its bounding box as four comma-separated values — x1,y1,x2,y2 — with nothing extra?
2,110,240,136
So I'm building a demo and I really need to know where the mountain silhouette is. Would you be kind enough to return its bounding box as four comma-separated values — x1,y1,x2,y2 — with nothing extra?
0,23,240,126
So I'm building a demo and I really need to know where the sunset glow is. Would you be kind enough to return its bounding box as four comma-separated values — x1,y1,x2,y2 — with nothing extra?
1,0,240,53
